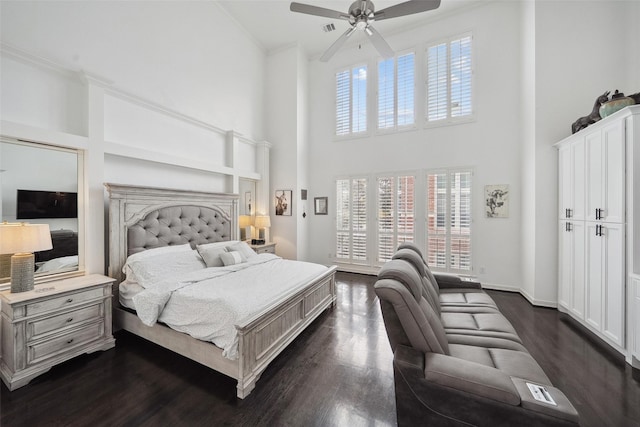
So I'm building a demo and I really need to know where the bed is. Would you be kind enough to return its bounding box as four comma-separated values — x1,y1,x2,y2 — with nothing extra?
105,183,337,398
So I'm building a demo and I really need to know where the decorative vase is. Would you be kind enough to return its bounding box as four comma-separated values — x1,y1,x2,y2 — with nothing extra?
599,90,634,118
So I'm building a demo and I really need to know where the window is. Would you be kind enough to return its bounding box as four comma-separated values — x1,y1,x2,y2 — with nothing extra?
378,52,415,130
426,169,472,272
336,65,368,136
336,177,368,262
426,34,473,123
377,175,415,262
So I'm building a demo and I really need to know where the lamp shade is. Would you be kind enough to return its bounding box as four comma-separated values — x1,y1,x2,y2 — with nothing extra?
254,215,271,229
239,215,252,228
0,223,53,254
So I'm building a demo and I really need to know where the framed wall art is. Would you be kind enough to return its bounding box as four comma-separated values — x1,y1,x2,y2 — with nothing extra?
314,197,328,215
485,184,509,218
275,190,292,216
245,191,252,216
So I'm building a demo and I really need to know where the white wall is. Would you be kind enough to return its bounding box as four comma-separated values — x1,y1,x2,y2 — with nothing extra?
1,1,264,139
306,2,524,288
522,0,638,305
1,1,267,275
265,45,312,260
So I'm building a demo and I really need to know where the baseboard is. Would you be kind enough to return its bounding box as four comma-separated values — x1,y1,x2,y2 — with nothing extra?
336,269,560,309
482,283,558,308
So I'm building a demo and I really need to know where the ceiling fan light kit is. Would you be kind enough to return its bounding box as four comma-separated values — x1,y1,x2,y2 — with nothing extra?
290,0,441,61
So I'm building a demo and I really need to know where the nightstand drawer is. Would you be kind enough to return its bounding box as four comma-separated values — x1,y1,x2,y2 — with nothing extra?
28,303,103,341
28,321,105,365
251,243,276,254
255,246,275,254
26,288,104,316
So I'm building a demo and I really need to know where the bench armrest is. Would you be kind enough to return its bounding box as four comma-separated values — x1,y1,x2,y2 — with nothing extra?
395,345,520,405
433,272,482,289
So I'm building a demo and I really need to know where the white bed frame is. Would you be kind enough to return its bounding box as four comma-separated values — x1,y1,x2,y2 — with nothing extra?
105,183,337,398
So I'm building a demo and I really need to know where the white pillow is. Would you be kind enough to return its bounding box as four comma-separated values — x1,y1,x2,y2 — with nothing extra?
220,251,246,266
226,241,257,260
196,245,228,268
123,244,192,279
126,249,205,288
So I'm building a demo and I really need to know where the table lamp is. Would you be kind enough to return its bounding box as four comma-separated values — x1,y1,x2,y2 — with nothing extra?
239,215,252,241
0,222,53,293
254,215,271,241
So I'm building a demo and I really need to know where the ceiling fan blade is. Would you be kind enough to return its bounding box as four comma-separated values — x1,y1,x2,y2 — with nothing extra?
373,0,441,21
365,25,394,59
290,2,350,20
320,26,357,62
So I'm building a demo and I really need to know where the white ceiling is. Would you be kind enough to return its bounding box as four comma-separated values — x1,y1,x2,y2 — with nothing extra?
217,0,480,59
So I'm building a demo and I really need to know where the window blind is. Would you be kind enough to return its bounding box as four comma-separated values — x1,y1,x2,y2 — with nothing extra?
377,175,415,262
378,52,415,130
335,65,368,136
336,177,368,262
426,34,472,123
426,169,472,272
336,70,351,136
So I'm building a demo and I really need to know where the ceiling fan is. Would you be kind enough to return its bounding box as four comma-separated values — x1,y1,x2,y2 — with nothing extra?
290,0,441,62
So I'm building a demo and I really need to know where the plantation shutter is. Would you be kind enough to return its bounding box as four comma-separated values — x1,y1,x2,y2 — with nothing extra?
449,171,472,270
426,170,472,272
426,34,472,123
336,179,351,259
378,52,415,130
378,59,395,129
427,172,448,268
397,53,415,126
450,36,472,118
336,177,368,262
377,177,395,261
352,178,367,261
426,43,448,122
336,65,367,136
377,175,415,263
336,70,350,136
352,66,367,133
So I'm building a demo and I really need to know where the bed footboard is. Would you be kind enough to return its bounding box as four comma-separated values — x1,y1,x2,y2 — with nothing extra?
235,266,337,398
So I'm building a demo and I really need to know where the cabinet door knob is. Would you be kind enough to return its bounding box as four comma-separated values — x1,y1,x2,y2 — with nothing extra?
66,298,73,303
67,339,74,344
66,318,73,323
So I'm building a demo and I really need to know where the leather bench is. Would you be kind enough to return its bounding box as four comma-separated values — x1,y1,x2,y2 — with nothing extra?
375,244,579,426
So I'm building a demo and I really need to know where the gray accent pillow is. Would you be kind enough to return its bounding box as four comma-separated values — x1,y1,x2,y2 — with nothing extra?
197,245,228,268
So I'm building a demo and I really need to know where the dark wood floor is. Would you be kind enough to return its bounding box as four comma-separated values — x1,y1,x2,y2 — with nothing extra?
1,272,639,426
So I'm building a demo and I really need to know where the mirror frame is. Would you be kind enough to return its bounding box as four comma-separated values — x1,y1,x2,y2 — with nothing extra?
0,138,85,290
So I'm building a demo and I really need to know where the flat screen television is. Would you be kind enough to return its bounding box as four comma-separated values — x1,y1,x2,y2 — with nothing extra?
16,189,78,219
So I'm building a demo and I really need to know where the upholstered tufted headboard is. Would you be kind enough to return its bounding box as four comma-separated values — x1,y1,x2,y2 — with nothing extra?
127,205,231,256
106,183,238,284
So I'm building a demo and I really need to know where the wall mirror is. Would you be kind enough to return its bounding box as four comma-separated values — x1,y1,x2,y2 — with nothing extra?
0,138,83,286
239,178,256,241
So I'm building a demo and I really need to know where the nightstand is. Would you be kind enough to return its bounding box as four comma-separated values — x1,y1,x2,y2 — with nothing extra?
0,274,116,390
250,242,277,254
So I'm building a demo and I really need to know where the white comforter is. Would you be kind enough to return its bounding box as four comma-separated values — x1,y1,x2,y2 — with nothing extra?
132,254,328,359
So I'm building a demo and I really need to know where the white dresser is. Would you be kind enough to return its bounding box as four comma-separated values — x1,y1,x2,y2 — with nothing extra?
0,274,116,390
556,105,639,365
